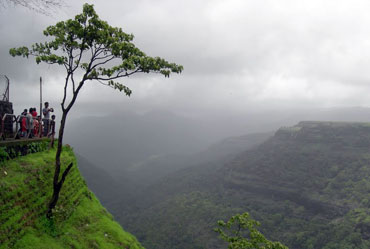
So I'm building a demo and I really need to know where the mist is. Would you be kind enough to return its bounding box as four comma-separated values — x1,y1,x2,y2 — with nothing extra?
5,1,370,248
65,106,370,182
4,0,370,209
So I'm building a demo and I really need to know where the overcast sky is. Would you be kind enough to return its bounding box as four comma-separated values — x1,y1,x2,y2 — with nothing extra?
2,0,370,120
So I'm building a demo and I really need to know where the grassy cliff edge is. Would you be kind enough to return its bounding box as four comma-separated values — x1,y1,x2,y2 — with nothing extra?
0,145,143,249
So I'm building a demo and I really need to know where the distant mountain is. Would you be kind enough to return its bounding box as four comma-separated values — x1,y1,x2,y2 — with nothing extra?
197,131,274,162
123,131,273,189
115,121,370,249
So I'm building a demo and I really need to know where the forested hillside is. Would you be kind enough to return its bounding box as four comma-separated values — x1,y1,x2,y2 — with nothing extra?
112,121,370,249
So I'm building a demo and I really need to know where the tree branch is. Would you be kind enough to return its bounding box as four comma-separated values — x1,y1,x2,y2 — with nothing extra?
71,74,76,92
65,43,98,112
97,79,115,89
90,55,116,70
94,68,143,81
58,162,73,186
94,53,114,61
71,24,87,72
61,73,71,111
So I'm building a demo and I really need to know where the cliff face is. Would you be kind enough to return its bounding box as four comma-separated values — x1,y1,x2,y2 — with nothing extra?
0,145,143,249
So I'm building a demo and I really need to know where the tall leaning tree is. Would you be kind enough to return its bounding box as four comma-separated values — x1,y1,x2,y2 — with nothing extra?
10,3,183,218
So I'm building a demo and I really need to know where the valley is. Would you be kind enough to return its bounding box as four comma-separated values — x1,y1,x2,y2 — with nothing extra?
78,121,370,249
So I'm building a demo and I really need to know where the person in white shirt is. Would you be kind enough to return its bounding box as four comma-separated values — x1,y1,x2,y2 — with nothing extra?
42,102,54,136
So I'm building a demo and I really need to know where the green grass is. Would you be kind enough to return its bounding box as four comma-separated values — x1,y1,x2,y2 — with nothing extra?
0,146,144,249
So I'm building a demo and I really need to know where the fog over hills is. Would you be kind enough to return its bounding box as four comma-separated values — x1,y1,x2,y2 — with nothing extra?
5,1,370,248
66,106,370,210
114,121,370,249
66,106,370,177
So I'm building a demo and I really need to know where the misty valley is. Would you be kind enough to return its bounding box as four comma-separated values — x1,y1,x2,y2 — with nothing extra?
72,108,370,249
4,1,370,249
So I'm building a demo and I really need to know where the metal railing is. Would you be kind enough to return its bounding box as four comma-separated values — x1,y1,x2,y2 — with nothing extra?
0,75,9,102
0,113,54,141
0,114,17,139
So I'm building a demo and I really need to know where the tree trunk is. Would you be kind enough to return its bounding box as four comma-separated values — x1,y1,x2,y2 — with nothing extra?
47,111,73,218
47,182,62,218
46,77,85,219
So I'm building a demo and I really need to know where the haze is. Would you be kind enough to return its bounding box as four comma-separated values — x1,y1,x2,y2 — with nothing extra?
2,0,370,172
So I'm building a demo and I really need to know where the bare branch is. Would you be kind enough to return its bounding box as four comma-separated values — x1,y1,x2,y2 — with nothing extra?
2,0,65,16
94,53,114,61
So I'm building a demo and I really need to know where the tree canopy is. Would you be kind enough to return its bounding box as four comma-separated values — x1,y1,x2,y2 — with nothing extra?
10,3,183,104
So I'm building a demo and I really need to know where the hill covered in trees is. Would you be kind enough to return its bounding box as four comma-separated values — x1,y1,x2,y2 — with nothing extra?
112,121,370,249
0,145,143,249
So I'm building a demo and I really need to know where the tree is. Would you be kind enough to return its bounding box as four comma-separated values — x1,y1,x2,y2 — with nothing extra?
214,212,288,249
9,3,183,218
1,0,64,15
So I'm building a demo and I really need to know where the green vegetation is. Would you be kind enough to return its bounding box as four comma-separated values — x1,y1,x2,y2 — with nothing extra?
115,121,370,249
0,146,143,249
0,139,50,162
215,212,288,249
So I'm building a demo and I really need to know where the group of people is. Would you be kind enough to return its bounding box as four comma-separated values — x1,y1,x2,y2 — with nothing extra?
19,102,56,138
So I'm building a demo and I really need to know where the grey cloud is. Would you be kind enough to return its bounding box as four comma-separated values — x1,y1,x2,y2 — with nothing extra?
3,0,370,120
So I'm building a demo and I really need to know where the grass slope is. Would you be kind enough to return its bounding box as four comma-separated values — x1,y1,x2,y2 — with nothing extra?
0,146,143,249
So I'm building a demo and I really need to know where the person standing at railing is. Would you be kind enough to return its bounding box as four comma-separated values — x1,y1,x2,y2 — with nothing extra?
21,109,27,137
32,107,38,117
48,114,56,147
42,102,54,136
32,108,39,137
27,108,34,138
48,115,56,136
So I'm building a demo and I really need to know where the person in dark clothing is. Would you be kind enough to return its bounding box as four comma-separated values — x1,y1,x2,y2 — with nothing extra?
48,115,56,138
27,108,34,138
